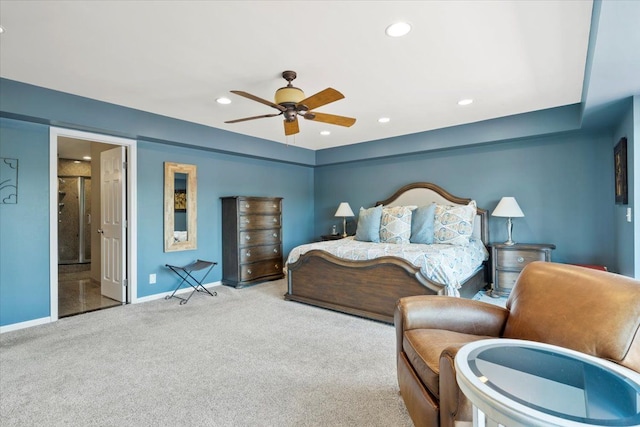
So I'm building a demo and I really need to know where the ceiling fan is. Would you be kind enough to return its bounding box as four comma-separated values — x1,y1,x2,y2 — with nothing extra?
224,71,356,136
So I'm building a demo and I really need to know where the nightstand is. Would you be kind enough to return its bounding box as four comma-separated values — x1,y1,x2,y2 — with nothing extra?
320,234,344,241
489,243,555,297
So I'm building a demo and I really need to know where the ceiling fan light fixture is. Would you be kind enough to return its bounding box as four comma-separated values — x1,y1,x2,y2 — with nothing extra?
275,86,305,105
386,22,411,37
216,97,231,104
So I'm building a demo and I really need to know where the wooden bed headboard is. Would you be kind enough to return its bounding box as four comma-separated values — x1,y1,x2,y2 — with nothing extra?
375,182,489,244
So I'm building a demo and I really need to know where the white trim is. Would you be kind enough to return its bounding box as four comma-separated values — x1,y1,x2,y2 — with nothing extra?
49,132,59,321
49,127,137,321
134,282,221,304
0,317,52,334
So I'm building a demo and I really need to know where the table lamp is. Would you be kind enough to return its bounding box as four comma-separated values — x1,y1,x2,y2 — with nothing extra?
334,202,354,237
492,197,524,245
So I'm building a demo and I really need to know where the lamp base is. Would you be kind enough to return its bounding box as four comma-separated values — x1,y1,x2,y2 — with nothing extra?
504,217,516,246
342,217,347,238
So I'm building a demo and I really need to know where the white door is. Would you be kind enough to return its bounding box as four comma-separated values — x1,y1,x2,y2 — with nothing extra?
100,146,127,302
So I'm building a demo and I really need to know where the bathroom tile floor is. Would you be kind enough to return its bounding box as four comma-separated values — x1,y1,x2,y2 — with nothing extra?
59,268,121,318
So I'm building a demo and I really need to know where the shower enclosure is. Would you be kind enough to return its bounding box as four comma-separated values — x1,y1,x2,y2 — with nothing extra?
58,176,92,264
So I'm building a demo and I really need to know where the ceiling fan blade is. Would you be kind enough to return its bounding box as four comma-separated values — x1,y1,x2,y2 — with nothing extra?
230,90,286,112
225,113,282,124
284,119,300,136
304,112,356,127
298,88,344,111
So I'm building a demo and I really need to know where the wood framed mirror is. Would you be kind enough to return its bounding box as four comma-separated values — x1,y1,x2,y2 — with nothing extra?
164,162,197,252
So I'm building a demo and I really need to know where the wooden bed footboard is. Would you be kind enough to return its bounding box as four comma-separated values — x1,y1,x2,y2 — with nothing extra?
285,250,487,324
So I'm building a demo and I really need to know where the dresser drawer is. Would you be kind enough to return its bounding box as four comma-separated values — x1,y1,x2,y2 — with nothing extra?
240,260,282,281
238,214,281,230
239,229,281,246
495,271,520,290
239,244,281,263
497,249,546,269
238,198,281,215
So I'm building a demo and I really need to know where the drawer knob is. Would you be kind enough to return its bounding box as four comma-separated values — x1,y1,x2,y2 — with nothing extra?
246,250,251,257
273,217,278,223
245,235,251,241
275,264,280,270
243,218,250,224
273,233,278,238
517,256,525,263
245,203,250,209
247,269,252,275
273,248,278,253
272,204,277,208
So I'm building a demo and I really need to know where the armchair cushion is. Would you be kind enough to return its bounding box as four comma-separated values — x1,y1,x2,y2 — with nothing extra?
404,329,492,399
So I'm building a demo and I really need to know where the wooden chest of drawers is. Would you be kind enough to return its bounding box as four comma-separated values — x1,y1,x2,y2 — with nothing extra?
221,196,284,288
490,243,555,297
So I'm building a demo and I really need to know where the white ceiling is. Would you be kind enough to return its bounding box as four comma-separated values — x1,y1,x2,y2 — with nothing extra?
0,1,594,151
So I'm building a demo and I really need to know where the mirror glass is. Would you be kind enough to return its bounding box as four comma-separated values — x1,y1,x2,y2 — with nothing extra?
164,162,197,252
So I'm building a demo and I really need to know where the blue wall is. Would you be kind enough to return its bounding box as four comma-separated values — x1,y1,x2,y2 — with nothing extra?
613,96,638,277
0,118,51,325
136,141,314,298
315,131,615,268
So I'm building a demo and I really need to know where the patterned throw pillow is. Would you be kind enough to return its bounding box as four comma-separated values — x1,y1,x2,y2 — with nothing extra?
433,201,476,246
380,206,413,244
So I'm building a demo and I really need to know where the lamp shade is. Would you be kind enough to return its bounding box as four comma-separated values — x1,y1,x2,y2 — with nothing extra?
492,197,524,218
334,202,355,217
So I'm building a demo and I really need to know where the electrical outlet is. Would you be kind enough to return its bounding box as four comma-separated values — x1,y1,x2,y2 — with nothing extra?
149,273,156,284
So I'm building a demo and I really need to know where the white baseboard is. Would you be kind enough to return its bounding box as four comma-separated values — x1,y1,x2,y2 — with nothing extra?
1,316,52,334
134,281,222,304
1,281,223,333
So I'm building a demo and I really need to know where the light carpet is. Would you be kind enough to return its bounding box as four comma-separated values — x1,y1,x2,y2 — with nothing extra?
0,279,412,427
471,289,508,307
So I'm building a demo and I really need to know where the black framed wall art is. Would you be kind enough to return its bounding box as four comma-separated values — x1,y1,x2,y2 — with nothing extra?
614,137,628,205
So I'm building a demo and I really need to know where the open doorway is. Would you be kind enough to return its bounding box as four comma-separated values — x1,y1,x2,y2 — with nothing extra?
57,138,120,317
49,128,138,321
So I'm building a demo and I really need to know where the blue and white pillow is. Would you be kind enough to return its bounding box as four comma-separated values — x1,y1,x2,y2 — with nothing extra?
380,206,413,244
433,201,476,246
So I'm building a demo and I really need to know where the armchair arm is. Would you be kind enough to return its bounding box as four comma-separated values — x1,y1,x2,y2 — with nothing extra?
395,296,509,355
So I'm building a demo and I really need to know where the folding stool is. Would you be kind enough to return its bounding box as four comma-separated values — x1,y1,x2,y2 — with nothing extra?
165,259,218,305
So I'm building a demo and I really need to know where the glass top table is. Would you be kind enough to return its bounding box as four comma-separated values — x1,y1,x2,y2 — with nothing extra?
455,339,640,427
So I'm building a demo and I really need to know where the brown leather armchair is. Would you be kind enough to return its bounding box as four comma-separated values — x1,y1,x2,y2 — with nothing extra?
395,261,640,427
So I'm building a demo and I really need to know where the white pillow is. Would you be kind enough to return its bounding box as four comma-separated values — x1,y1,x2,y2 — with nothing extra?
433,201,476,246
380,206,413,244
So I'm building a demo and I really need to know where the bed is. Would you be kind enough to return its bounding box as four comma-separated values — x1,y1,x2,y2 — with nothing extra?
284,182,490,324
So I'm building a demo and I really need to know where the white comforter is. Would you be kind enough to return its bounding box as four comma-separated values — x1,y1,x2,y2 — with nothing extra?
286,237,489,296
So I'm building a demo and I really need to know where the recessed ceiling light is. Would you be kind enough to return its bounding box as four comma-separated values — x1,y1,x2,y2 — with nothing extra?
458,99,474,106
320,130,331,136
83,156,91,160
378,117,391,123
216,97,231,105
385,22,411,37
